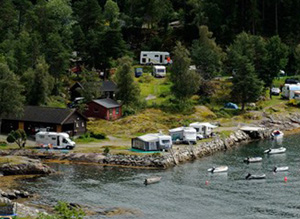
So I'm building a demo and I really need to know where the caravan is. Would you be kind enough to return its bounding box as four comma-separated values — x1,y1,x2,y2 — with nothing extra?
169,127,197,144
35,132,76,149
140,51,172,65
189,122,217,139
152,66,166,77
281,84,300,99
131,133,172,151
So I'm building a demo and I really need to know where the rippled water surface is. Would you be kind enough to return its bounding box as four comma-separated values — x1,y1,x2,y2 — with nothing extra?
19,134,300,219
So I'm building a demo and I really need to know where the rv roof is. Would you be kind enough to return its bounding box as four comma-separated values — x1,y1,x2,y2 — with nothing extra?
189,122,218,128
36,131,70,137
153,66,166,69
137,133,170,142
141,51,169,54
169,127,196,132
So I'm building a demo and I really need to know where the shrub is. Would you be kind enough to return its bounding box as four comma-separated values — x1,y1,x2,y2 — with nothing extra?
138,74,153,83
90,132,106,140
104,146,110,154
0,141,7,146
6,129,27,148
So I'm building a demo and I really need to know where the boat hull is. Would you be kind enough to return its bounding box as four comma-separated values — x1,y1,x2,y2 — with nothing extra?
264,147,286,154
273,166,289,172
207,166,228,173
244,157,262,163
144,177,162,185
246,174,266,180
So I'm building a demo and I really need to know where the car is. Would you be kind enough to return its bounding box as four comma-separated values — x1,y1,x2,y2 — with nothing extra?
271,87,281,96
285,78,299,85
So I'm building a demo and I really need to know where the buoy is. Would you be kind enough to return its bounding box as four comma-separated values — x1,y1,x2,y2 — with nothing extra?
205,181,209,185
284,176,288,182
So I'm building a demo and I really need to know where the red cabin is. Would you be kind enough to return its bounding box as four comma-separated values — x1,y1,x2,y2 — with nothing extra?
84,98,122,120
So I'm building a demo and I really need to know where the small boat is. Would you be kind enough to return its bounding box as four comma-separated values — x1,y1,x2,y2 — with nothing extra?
244,157,262,163
271,130,284,139
207,166,228,173
273,166,289,172
264,147,286,154
144,176,162,185
245,173,266,180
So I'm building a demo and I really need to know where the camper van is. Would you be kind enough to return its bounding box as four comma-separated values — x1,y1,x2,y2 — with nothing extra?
35,132,76,149
140,51,172,65
131,133,172,151
152,66,166,77
281,84,300,99
169,127,197,144
189,122,217,139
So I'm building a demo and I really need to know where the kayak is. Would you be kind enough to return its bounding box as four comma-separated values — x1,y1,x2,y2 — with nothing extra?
245,173,266,180
207,166,228,173
264,147,286,154
244,157,262,163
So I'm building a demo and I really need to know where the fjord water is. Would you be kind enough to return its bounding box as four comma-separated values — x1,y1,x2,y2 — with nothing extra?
20,134,300,219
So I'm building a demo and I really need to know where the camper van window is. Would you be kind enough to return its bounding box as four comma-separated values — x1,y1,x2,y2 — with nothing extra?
155,55,159,57
143,54,147,57
39,135,45,139
157,69,165,73
51,137,56,140
63,138,68,143
162,140,170,144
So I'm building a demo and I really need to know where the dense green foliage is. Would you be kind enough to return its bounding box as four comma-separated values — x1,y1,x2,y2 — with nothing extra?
37,201,85,219
6,129,27,148
1,0,300,113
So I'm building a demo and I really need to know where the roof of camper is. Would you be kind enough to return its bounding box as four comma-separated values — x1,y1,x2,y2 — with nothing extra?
189,122,218,128
137,133,170,142
153,65,166,69
141,51,169,54
169,127,196,132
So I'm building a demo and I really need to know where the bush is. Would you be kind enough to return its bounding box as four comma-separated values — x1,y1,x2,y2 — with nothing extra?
0,141,7,146
104,146,110,154
90,132,106,140
138,74,153,83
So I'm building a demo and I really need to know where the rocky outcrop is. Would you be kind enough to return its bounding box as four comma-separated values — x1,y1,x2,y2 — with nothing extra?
0,156,55,175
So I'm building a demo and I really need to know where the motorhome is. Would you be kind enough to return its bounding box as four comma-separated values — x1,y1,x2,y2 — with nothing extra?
35,132,76,149
152,66,166,77
281,84,300,99
131,133,172,151
140,51,172,65
169,127,197,144
189,122,218,139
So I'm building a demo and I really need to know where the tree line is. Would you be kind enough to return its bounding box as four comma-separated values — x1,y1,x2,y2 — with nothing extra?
0,0,300,117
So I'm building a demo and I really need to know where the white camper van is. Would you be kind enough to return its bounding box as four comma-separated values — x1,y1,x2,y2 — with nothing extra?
189,122,217,139
169,127,197,144
282,84,300,99
132,133,172,151
140,51,172,65
152,66,166,77
35,132,76,149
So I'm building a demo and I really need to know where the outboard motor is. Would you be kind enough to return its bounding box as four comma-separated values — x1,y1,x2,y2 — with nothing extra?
245,173,252,180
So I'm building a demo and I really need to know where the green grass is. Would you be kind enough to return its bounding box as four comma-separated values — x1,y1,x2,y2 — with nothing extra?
75,137,104,144
136,73,172,105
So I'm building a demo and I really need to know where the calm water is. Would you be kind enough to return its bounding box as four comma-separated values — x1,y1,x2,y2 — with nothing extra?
19,134,300,219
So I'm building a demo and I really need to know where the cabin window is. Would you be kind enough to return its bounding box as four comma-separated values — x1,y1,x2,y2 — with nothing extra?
75,122,79,128
116,108,119,115
82,122,85,127
109,109,113,116
94,107,99,113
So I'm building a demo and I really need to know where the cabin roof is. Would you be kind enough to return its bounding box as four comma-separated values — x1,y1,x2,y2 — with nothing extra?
92,98,121,109
1,106,87,125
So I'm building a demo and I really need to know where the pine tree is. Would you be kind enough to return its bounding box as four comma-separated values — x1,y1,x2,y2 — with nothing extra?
115,56,140,106
170,42,201,102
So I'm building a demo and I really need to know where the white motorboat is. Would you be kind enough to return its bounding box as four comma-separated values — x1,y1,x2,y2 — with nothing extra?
144,176,162,185
244,157,262,163
245,173,266,180
273,166,289,172
207,166,228,173
271,130,284,139
264,147,286,154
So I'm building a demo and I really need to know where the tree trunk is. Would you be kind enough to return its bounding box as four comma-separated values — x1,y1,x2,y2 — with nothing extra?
241,101,245,111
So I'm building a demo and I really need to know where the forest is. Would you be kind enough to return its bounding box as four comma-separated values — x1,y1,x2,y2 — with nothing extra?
1,0,300,116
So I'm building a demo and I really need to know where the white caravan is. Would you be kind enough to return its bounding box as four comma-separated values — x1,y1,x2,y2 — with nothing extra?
281,84,300,99
152,66,166,77
132,133,172,151
189,122,218,139
35,132,76,149
169,127,197,144
140,51,172,65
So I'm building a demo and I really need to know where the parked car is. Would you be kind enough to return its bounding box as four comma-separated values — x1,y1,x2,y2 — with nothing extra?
271,87,281,96
135,67,143,77
285,78,299,85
